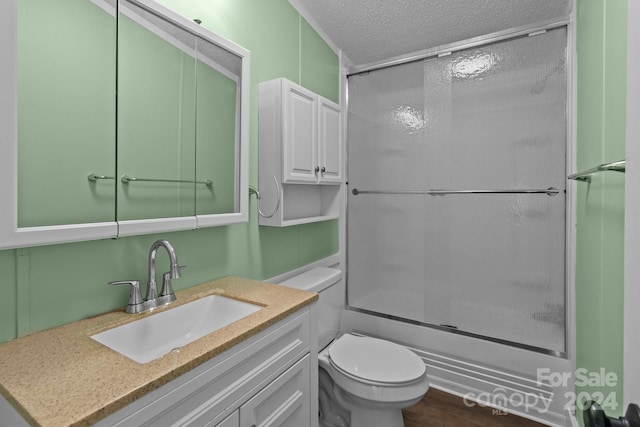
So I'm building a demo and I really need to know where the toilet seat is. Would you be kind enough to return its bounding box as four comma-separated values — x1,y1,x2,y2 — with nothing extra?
328,334,426,385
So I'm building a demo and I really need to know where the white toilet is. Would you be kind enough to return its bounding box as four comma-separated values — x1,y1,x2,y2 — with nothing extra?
280,267,429,427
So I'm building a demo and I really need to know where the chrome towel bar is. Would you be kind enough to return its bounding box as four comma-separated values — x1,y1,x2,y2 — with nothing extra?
121,175,213,188
87,173,115,182
567,159,626,183
351,187,560,196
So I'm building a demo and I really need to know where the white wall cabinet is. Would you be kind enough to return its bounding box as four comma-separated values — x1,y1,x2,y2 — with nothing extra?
317,98,343,184
269,79,342,185
94,307,318,427
259,78,343,226
282,83,318,183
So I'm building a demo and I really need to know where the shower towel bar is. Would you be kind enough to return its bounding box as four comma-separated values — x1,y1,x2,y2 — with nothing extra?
351,187,560,196
567,159,626,183
121,175,213,188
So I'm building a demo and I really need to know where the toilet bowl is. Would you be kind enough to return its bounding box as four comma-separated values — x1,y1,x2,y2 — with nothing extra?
319,333,429,427
279,267,429,427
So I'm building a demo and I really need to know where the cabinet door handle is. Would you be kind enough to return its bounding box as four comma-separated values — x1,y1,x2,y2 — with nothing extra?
314,166,320,173
321,166,326,173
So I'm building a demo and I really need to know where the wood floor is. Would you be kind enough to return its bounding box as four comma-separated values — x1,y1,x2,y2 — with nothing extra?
402,388,546,427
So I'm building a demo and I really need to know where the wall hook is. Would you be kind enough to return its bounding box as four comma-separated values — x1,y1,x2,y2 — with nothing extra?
249,176,280,218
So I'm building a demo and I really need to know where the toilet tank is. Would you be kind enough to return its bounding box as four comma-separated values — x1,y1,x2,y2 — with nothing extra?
280,267,343,350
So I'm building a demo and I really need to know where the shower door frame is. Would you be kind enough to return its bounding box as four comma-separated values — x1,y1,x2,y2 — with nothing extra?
341,15,577,422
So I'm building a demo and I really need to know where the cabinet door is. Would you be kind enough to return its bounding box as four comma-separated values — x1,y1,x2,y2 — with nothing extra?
318,98,342,184
283,82,318,183
240,355,310,427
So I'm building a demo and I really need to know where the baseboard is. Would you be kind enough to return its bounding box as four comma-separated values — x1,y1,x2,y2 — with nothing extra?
417,349,562,426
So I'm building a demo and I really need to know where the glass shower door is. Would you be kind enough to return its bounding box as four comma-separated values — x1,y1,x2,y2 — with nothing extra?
347,59,428,323
347,27,567,353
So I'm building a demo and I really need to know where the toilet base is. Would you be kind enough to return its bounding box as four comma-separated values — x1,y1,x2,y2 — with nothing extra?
319,368,350,427
335,385,411,427
320,368,423,427
348,404,405,427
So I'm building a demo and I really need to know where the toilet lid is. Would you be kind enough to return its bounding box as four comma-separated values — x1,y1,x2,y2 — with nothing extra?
328,334,426,384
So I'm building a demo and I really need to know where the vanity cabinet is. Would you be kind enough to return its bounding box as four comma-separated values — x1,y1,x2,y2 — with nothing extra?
215,411,239,427
94,307,317,427
238,356,310,427
210,356,310,427
259,78,343,226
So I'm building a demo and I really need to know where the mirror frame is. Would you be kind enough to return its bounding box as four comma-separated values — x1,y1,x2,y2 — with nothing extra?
0,0,250,249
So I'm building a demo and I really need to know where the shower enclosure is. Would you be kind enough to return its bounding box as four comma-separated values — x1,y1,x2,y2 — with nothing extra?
346,27,568,355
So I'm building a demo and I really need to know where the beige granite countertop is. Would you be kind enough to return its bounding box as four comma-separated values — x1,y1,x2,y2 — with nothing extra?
0,276,317,427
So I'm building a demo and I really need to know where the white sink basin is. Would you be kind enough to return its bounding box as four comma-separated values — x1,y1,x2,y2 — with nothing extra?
91,295,262,364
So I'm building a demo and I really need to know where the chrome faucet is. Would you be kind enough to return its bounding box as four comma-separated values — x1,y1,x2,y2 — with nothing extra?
109,239,185,313
147,239,182,305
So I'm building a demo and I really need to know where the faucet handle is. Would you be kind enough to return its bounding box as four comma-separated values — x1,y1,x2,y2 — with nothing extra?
109,280,144,313
158,265,185,305
169,262,184,279
161,266,186,291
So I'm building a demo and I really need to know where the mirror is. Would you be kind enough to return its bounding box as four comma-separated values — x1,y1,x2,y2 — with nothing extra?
18,0,117,229
0,0,249,248
117,0,198,223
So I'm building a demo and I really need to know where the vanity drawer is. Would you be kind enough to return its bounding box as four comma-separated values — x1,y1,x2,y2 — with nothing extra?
238,354,310,427
96,308,310,427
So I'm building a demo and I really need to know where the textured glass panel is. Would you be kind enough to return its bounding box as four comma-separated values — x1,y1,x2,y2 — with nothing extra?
423,29,567,190
348,194,426,321
423,194,566,351
347,60,426,191
422,28,567,352
347,28,567,353
347,60,426,320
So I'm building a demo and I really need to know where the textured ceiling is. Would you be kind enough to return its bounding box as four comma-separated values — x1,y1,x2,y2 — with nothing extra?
289,0,571,68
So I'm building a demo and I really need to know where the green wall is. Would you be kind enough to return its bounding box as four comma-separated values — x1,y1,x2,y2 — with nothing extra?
576,0,627,417
0,0,340,343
